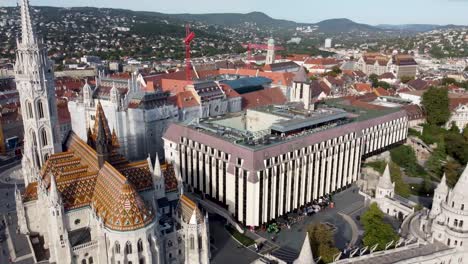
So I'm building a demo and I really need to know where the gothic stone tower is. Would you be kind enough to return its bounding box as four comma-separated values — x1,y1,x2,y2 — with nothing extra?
15,0,61,185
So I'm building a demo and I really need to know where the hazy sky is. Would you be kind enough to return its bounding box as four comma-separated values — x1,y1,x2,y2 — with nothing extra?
2,0,468,25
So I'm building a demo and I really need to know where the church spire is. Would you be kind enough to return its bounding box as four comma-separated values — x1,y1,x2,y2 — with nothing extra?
20,0,36,45
293,233,315,264
377,163,393,190
96,113,110,168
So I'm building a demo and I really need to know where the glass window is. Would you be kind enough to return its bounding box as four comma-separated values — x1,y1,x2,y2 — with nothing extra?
137,239,143,252
115,242,120,254
40,129,48,147
190,236,194,250
37,100,44,119
125,241,132,254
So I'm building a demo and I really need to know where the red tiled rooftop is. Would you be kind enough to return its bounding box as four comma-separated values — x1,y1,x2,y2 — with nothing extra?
169,91,200,109
354,83,373,93
241,87,287,110
220,84,241,99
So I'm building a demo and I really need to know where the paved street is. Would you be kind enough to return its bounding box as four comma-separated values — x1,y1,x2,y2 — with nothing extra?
209,214,260,264
0,163,36,263
253,185,364,254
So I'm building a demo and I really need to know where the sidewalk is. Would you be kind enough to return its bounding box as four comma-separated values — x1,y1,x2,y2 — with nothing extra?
0,164,23,185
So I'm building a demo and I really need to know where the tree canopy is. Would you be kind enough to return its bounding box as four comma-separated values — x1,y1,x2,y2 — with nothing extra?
361,203,399,251
390,145,427,178
308,223,340,263
389,162,411,198
422,87,450,126
400,76,414,84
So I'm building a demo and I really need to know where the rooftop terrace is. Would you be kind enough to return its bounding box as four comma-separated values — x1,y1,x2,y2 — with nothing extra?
185,100,403,151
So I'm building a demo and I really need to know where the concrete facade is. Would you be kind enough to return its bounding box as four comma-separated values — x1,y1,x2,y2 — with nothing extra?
163,105,408,227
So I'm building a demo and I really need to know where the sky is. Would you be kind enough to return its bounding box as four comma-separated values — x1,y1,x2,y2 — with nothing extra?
2,0,468,25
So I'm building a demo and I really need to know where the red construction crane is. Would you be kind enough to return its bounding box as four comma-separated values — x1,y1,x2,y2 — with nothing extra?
184,24,196,81
242,42,285,67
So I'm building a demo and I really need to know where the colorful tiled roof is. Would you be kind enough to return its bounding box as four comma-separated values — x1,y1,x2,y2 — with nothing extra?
162,163,178,193
179,194,203,224
23,106,156,231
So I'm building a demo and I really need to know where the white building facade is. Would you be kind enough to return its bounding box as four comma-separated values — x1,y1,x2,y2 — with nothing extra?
14,0,62,185
163,105,408,227
446,104,468,132
14,2,209,263
68,75,179,161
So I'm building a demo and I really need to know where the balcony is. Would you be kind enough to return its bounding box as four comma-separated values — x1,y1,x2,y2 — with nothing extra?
72,240,98,253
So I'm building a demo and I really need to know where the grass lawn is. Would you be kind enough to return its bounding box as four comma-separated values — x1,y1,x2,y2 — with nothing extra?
226,225,255,247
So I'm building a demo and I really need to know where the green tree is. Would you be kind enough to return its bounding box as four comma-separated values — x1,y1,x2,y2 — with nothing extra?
361,203,399,251
400,76,415,84
369,74,378,84
463,124,468,141
390,163,411,198
375,81,392,89
444,160,462,188
390,145,417,167
308,223,340,263
422,87,450,126
449,122,460,133
426,140,447,176
444,132,468,164
331,66,342,75
441,77,458,86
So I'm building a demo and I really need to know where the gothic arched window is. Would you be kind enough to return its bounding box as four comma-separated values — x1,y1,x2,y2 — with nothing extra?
115,241,120,254
31,130,37,146
37,100,44,119
137,239,143,252
189,235,194,250
125,241,132,254
26,101,33,119
40,128,48,147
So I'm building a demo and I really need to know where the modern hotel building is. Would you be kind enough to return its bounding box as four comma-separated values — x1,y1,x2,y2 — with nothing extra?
163,100,408,227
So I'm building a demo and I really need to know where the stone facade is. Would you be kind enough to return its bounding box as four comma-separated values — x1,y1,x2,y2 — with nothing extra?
68,76,179,161
14,2,209,263
14,0,62,185
446,104,468,132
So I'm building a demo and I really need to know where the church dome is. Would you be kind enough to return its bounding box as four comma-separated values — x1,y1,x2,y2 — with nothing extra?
268,38,275,45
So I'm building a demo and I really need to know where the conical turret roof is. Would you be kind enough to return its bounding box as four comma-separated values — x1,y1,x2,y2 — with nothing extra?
293,232,315,264
377,163,393,190
435,173,449,195
450,164,468,204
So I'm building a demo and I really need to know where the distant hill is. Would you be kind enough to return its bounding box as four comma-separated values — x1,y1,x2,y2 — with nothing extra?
377,24,467,32
170,11,297,28
314,18,379,33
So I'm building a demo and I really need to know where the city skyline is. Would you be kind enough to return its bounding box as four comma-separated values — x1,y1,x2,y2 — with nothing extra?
2,0,468,25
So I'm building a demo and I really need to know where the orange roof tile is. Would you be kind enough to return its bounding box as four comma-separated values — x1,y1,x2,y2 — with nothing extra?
169,91,200,109
23,107,156,231
354,83,373,93
241,87,287,109
220,84,241,99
